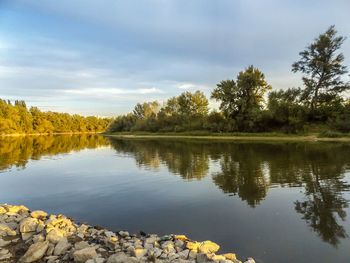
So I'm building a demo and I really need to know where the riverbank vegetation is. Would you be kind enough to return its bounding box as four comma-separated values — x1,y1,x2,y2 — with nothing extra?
107,26,350,135
0,100,111,135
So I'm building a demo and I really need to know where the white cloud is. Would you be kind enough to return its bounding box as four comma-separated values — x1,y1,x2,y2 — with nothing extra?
63,87,163,96
177,83,196,90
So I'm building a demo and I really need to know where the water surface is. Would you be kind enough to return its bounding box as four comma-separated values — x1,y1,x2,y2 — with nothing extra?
1,135,350,263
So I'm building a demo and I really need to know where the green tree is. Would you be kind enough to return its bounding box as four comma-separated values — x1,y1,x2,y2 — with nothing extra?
211,65,272,131
292,26,350,112
133,101,160,119
267,88,306,132
177,91,209,117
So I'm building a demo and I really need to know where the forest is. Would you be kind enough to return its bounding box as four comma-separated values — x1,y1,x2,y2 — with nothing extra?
107,26,350,135
0,100,110,135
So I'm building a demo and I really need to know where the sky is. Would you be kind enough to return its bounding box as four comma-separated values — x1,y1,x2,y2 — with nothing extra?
0,0,350,116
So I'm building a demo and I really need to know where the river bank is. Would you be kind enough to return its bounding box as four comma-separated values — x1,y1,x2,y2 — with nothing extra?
104,132,350,142
0,204,254,263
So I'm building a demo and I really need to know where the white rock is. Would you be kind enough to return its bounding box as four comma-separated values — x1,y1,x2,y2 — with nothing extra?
0,248,12,260
0,223,16,236
73,247,97,262
118,231,129,237
244,258,256,263
86,258,105,263
0,238,11,247
53,237,71,255
19,218,38,233
21,232,35,241
75,241,90,250
30,210,48,219
20,240,49,263
106,253,128,263
46,229,65,244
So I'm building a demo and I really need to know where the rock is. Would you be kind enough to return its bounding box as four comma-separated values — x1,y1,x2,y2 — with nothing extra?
86,258,105,263
244,258,255,263
145,236,158,244
77,224,89,234
30,210,48,219
22,232,35,241
211,255,226,261
118,230,129,237
0,223,17,236
178,249,190,259
5,205,29,214
0,206,6,214
45,255,59,263
75,241,90,250
159,235,172,241
224,253,237,261
46,228,65,244
53,237,71,255
46,243,55,256
131,248,147,258
73,247,97,262
36,220,45,232
199,241,220,254
20,240,49,263
175,235,188,241
0,248,12,260
106,253,128,263
188,249,197,259
197,253,212,263
19,217,39,233
0,238,11,247
32,233,45,243
186,241,201,251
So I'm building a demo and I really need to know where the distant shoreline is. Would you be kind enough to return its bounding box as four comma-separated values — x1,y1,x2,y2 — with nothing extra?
104,132,350,142
0,132,102,137
2,131,350,142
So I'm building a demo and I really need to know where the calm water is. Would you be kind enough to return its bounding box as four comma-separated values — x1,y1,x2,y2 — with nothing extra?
1,135,350,263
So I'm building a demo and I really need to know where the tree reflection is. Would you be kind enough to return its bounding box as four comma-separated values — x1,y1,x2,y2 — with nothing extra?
109,139,209,180
212,144,269,207
0,135,109,171
108,138,350,246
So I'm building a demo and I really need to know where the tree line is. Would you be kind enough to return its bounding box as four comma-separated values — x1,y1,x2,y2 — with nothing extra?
0,100,111,135
108,26,350,134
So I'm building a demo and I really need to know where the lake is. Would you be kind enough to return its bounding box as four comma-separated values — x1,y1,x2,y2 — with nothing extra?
1,135,350,263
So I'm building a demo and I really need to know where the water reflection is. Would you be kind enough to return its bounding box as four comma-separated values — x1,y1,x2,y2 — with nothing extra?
1,136,350,247
0,135,109,171
108,138,350,246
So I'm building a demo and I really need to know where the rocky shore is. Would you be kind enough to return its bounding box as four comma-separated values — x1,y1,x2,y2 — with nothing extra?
0,204,255,263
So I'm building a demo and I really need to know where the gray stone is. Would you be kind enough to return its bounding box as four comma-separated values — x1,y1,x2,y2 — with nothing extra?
244,258,255,263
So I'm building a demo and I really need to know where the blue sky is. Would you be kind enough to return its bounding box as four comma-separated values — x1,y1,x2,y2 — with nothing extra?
0,0,349,116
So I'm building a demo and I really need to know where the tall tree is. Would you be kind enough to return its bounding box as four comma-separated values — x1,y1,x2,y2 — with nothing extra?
211,65,271,130
292,25,350,111
133,101,160,119
177,90,209,116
